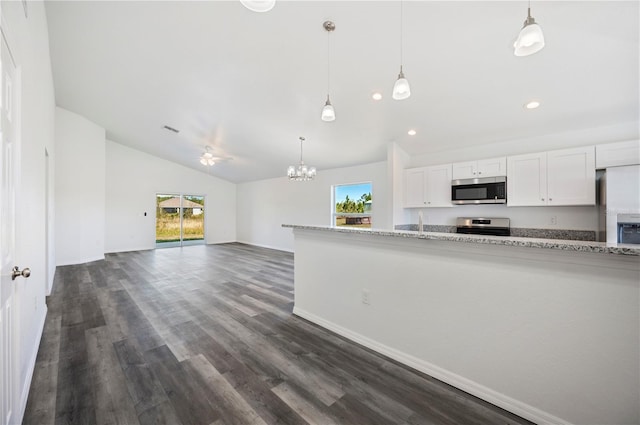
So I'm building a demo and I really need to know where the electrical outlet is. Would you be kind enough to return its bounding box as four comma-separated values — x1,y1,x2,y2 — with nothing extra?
550,215,557,225
362,289,371,305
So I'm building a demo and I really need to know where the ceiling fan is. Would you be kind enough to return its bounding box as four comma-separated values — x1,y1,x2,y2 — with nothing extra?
199,146,233,166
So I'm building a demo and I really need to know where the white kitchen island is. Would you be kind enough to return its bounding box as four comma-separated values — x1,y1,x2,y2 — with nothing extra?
284,225,640,425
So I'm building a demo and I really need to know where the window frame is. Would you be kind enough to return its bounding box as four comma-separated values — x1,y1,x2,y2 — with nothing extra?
332,181,373,228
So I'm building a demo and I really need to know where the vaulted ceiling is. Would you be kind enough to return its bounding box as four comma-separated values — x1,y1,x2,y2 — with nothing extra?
45,1,639,183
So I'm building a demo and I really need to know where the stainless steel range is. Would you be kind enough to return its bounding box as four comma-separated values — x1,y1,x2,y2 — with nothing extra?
456,217,510,236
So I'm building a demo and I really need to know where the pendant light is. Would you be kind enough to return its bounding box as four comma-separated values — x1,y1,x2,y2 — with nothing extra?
392,0,411,100
287,137,316,181
240,0,275,13
321,21,336,122
513,0,545,57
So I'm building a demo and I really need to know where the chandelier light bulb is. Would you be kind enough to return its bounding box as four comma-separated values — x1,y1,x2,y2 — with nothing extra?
240,0,276,13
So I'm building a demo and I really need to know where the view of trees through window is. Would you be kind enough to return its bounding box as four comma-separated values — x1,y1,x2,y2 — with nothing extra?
156,194,205,247
334,182,372,228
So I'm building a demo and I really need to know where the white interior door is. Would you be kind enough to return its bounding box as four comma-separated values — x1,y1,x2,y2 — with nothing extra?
0,31,19,425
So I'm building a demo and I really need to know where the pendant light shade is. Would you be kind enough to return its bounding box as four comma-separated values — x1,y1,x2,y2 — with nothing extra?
321,96,336,122
392,0,410,101
240,0,275,13
514,5,545,56
321,21,336,122
392,67,411,100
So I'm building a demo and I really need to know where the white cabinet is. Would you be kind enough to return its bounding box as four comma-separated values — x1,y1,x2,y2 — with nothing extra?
452,157,506,180
596,140,640,169
403,168,426,208
425,164,453,207
507,146,595,207
403,164,452,208
547,147,596,205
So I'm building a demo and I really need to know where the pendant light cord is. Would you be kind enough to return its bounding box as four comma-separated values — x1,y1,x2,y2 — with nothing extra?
400,0,404,68
327,29,331,96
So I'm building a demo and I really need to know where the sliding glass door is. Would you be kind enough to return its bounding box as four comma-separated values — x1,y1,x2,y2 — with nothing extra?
156,194,205,248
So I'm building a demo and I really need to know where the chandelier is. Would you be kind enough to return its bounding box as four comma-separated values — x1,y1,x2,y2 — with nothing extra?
287,137,316,181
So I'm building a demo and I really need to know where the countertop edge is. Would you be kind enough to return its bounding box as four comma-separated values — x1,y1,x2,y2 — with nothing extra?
282,224,640,256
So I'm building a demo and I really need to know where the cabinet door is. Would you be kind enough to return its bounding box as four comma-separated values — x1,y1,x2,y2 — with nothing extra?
477,157,507,177
596,140,640,168
452,161,476,180
403,168,427,208
547,146,595,206
425,164,453,207
507,152,547,206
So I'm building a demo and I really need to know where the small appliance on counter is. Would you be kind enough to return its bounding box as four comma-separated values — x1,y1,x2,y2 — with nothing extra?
456,217,510,236
451,176,506,204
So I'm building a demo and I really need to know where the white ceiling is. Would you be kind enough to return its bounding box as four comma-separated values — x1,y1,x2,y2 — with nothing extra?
45,1,639,183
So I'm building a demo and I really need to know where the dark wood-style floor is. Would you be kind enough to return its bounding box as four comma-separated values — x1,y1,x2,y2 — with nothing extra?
23,243,533,425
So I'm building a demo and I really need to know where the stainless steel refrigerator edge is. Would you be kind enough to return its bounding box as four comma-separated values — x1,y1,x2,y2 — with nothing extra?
597,164,640,243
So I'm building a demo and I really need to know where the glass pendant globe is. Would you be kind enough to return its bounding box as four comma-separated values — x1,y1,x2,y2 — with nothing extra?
321,102,336,122
514,22,545,56
240,0,275,13
392,76,411,100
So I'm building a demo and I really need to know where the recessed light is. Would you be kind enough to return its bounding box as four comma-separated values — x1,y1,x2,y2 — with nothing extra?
372,92,382,101
524,100,540,109
408,129,417,136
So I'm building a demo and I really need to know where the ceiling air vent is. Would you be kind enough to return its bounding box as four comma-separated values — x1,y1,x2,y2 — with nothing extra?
163,125,180,133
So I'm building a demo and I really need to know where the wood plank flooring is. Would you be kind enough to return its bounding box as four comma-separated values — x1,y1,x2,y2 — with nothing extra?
23,243,534,425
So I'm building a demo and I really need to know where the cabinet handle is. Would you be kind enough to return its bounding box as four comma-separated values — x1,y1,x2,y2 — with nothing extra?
549,198,552,201
541,198,545,201
478,171,482,175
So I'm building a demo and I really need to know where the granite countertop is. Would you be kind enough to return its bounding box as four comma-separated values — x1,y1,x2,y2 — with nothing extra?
282,224,640,256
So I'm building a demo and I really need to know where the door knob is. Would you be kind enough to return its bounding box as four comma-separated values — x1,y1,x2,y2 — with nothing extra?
11,266,31,281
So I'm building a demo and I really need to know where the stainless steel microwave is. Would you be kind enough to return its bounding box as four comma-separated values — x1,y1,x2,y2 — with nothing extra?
451,176,507,204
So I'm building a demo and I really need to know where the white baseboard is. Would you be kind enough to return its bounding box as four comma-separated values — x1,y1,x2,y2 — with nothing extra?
235,240,293,253
17,306,48,425
293,306,573,425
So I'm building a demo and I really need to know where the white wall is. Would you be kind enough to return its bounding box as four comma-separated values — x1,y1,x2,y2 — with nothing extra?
387,142,410,228
237,161,388,252
55,107,105,265
408,122,638,168
1,0,56,422
293,229,640,425
105,140,236,253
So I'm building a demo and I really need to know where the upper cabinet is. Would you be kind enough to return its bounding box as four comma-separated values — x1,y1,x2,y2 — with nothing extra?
403,164,453,208
596,140,640,169
507,146,595,207
506,152,547,206
452,157,507,180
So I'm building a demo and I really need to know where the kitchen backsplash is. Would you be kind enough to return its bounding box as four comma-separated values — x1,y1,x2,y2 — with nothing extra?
395,224,596,241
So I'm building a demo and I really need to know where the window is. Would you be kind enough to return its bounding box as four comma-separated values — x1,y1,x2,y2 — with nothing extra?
333,182,372,228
